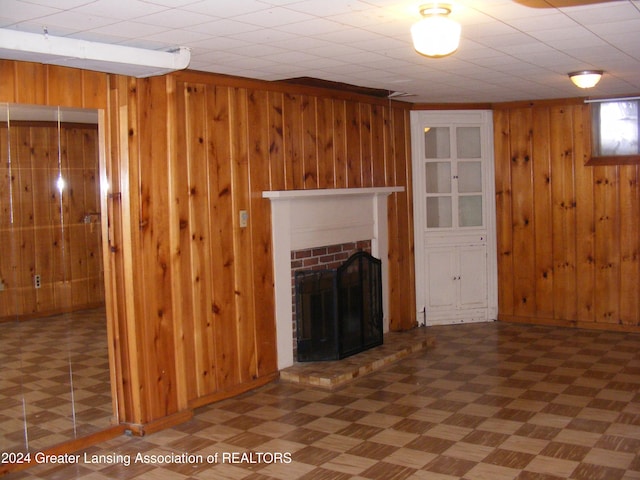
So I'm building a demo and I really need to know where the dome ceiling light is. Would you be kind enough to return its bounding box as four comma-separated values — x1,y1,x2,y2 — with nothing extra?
411,3,461,58
568,70,604,89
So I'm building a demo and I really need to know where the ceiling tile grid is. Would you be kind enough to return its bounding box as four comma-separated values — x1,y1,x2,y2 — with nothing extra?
1,0,639,102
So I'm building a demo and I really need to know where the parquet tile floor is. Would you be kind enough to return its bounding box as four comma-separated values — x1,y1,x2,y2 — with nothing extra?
5,321,640,480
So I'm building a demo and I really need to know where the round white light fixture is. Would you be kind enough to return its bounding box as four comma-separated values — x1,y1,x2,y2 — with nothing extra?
411,4,461,58
568,70,604,89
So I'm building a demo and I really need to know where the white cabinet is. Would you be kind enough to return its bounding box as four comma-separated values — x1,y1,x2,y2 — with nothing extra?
425,243,488,323
412,111,497,326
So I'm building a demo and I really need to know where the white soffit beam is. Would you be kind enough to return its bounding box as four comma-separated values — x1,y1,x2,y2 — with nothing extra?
0,28,191,78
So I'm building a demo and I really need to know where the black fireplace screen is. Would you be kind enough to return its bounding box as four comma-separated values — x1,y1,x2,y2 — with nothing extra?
295,251,383,362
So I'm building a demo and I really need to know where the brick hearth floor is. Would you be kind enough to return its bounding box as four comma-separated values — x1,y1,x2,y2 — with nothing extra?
6,321,640,480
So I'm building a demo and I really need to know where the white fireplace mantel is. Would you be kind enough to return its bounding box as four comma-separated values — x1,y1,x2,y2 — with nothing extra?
263,187,404,369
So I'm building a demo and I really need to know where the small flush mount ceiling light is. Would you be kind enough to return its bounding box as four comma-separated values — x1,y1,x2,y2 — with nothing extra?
411,3,461,58
568,70,604,89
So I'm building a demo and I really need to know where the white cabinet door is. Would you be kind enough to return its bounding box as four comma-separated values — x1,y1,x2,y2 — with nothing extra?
426,248,457,311
425,245,487,317
458,245,487,309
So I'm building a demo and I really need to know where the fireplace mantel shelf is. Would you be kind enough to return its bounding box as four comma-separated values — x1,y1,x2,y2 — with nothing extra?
263,186,404,200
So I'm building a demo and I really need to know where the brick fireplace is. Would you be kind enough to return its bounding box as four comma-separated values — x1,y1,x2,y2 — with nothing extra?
263,187,403,369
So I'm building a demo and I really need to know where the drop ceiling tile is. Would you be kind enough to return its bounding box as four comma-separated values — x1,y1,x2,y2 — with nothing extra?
17,0,89,8
134,7,218,28
284,0,371,17
234,7,315,27
136,0,202,7
273,17,344,36
507,13,578,32
0,0,61,22
89,20,172,39
560,2,640,24
225,41,290,58
227,27,298,44
23,11,118,33
74,0,169,20
189,19,261,36
312,27,385,44
588,18,640,36
141,28,212,44
183,0,272,17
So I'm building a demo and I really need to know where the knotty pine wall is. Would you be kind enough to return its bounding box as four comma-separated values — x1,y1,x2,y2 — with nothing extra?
493,100,640,332
0,60,416,431
0,121,103,320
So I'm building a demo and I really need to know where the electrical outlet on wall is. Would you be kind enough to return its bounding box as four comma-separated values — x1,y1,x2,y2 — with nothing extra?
34,274,41,289
239,210,248,228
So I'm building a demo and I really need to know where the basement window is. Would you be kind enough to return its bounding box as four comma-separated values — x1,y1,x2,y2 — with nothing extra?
587,98,640,166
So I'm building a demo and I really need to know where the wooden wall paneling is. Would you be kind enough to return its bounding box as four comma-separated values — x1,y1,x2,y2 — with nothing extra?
181,82,216,400
63,127,89,307
166,75,189,412
572,105,596,322
0,122,15,319
301,95,318,189
509,108,536,317
85,127,104,304
174,82,198,402
12,126,33,316
388,107,415,330
247,89,278,377
13,62,47,105
385,105,400,327
383,105,395,186
229,87,258,384
549,106,577,321
594,164,621,324
619,164,640,325
493,108,515,317
371,104,386,187
31,126,57,313
345,100,362,187
136,76,179,421
333,100,348,189
400,108,416,329
267,91,286,191
107,74,138,423
0,60,16,100
495,102,639,331
206,85,241,393
53,121,72,311
531,107,555,317
80,70,109,110
316,97,335,189
46,66,84,107
124,75,145,424
283,93,304,190
360,103,373,187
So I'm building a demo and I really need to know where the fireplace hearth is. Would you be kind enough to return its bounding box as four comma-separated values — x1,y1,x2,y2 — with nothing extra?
295,251,383,362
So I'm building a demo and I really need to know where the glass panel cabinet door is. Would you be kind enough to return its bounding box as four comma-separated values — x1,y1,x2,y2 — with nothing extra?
459,195,483,227
424,127,450,158
456,127,481,158
424,124,485,230
424,127,453,228
457,161,482,193
425,162,451,193
427,197,452,228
